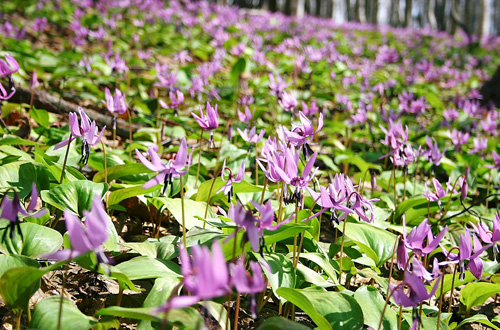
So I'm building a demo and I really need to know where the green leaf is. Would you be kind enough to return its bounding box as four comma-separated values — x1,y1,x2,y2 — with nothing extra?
115,256,181,280
460,282,500,313
95,306,159,322
433,271,476,299
108,185,159,206
0,220,63,257
255,316,311,330
29,107,50,128
143,276,181,307
0,161,51,199
353,286,398,330
41,180,108,216
457,314,500,330
276,288,331,330
230,58,246,84
339,220,397,267
152,197,216,230
196,177,262,202
277,287,364,330
0,266,43,312
93,163,151,183
0,255,40,277
31,296,97,330
0,135,38,146
298,252,338,284
255,253,296,304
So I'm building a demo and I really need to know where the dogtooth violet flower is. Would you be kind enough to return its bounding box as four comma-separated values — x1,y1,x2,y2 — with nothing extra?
192,102,219,148
270,147,318,205
1,183,48,241
422,178,448,212
278,91,298,114
136,138,193,195
159,90,184,116
103,88,127,132
218,160,245,202
54,108,106,165
284,111,324,158
156,241,230,311
45,195,110,264
0,53,19,102
237,126,265,145
230,259,266,318
470,214,500,260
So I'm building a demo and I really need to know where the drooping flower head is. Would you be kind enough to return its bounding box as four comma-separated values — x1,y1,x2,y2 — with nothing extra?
1,183,48,241
192,102,219,148
218,160,245,203
45,195,110,264
54,108,106,165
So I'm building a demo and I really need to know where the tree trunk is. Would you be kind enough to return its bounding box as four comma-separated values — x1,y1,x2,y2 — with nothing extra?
426,0,437,29
481,0,491,37
354,0,366,23
390,0,400,27
435,0,446,31
267,0,278,12
346,0,352,21
404,0,413,27
297,0,306,17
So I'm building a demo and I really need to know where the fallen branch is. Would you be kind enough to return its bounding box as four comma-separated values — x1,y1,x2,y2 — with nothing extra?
11,86,140,138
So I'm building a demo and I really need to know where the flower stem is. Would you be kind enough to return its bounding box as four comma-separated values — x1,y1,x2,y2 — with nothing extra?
180,175,187,248
196,129,204,188
203,168,223,229
292,201,300,269
15,311,21,330
255,143,259,185
260,177,268,205
393,163,397,208
447,264,458,313
339,217,348,280
60,133,73,184
101,141,108,186
233,293,241,330
126,108,133,161
486,172,492,210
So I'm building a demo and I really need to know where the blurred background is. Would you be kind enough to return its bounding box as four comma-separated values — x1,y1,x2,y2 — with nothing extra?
222,0,500,37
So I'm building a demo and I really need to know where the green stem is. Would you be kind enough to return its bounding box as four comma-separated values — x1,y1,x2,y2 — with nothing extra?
59,133,73,184
196,129,204,188
180,175,187,247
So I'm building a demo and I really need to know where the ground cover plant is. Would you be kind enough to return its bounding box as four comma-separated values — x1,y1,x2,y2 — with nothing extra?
1,0,500,329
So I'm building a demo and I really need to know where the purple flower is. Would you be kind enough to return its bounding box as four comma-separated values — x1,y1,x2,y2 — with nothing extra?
54,108,106,165
422,178,448,212
1,183,48,241
237,106,254,122
271,148,318,205
485,151,500,169
469,137,488,155
30,69,39,89
301,101,319,116
104,88,127,115
0,53,19,77
391,271,440,307
284,111,324,148
192,102,219,148
135,138,193,195
423,136,446,166
230,260,266,318
228,203,260,252
218,161,245,202
447,129,469,150
158,241,230,311
403,218,447,258
278,91,298,113
45,195,110,263
268,73,289,98
237,127,265,144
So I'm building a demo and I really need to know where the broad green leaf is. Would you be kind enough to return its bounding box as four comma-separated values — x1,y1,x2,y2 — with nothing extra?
353,286,398,330
93,163,152,183
95,306,159,322
152,197,216,229
0,220,63,257
457,314,500,330
143,276,181,307
339,220,397,267
0,266,43,312
0,161,51,199
31,296,97,330
0,135,38,146
460,282,500,313
0,255,40,277
102,265,141,292
298,252,338,284
433,271,476,299
196,177,262,202
29,107,50,128
276,288,331,330
41,180,108,216
108,185,159,206
121,242,158,257
255,253,296,304
230,57,246,84
115,256,181,280
255,316,311,330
